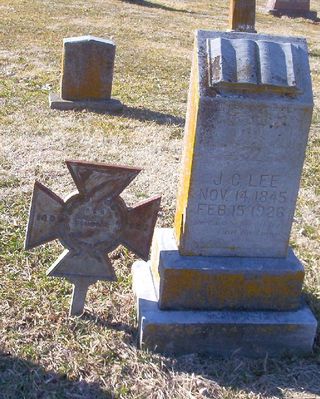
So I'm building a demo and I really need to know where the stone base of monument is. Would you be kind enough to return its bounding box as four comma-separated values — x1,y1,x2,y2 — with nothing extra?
133,260,317,357
151,229,305,311
133,228,317,357
49,93,123,112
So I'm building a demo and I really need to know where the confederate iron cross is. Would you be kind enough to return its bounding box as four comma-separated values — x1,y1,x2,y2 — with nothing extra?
25,160,161,315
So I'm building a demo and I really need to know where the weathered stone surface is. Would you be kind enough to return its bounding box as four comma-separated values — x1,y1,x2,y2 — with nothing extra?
133,261,317,357
25,160,161,315
49,93,123,112
61,36,115,101
229,0,256,32
207,37,298,94
175,30,313,258
132,30,317,358
266,0,317,19
151,228,304,311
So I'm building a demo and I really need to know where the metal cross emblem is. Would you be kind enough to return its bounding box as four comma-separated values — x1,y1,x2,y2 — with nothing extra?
25,160,161,316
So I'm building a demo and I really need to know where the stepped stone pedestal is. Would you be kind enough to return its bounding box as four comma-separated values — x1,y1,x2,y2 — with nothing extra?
133,230,316,357
132,30,317,357
133,260,316,357
151,229,304,311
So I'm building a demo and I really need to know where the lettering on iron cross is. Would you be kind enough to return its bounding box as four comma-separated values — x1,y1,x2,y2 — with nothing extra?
229,0,256,32
25,160,161,316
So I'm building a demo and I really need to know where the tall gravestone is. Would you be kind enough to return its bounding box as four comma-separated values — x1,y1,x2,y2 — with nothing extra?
266,0,317,19
49,36,123,112
132,30,317,357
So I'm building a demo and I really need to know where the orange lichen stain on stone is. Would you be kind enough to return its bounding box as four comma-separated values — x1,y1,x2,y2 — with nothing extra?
78,63,111,100
252,271,302,302
161,270,304,309
61,44,114,101
162,271,246,307
61,63,112,100
174,43,200,245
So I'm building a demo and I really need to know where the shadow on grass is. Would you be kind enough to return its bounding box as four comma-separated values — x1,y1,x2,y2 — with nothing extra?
120,105,185,127
137,291,320,398
0,350,111,399
268,11,319,22
119,0,196,14
304,290,320,349
70,104,185,127
166,293,320,398
169,350,320,398
83,312,136,336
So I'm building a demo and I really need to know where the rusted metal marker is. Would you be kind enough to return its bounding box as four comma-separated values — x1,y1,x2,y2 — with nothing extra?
25,160,161,316
229,0,256,32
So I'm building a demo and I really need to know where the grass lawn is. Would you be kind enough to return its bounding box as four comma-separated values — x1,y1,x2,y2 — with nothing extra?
0,0,320,397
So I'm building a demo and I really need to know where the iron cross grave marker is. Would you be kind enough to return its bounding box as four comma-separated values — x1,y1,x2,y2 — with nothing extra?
25,160,161,316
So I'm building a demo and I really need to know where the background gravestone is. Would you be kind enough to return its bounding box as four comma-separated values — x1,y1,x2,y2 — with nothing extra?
266,0,317,19
49,36,123,112
132,30,317,357
229,0,256,32
25,160,160,316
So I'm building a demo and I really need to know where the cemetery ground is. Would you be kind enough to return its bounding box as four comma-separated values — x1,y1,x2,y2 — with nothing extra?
0,0,319,397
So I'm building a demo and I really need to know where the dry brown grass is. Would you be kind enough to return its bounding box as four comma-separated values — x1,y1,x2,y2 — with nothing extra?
0,0,320,398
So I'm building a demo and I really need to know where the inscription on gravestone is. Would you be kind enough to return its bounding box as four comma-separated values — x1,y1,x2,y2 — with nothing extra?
25,160,161,315
175,33,313,258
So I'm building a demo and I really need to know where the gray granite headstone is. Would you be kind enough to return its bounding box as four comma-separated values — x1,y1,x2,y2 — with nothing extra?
175,32,313,258
132,30,317,358
49,36,122,111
